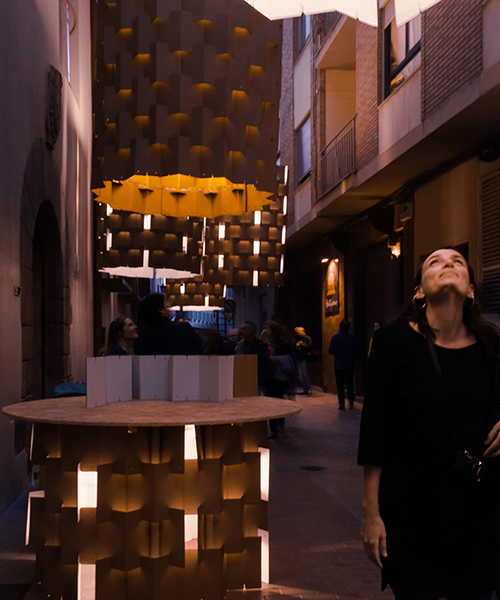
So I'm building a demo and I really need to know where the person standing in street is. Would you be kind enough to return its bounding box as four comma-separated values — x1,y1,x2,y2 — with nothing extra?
328,319,357,410
294,327,313,395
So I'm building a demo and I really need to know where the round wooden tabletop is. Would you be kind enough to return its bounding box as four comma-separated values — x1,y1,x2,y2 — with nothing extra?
2,396,302,427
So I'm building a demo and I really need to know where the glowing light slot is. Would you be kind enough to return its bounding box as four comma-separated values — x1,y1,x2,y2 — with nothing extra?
254,211,261,225
281,225,287,245
280,255,284,274
253,270,259,287
259,447,270,502
321,258,329,263
185,514,198,550
284,165,289,186
77,464,98,522
143,214,151,230
205,294,210,307
26,490,45,545
218,254,224,269
184,424,198,460
218,222,226,240
106,230,112,251
143,249,150,268
78,560,96,600
258,528,270,584
283,195,288,215
182,235,188,254
253,241,260,255
106,204,113,216
223,285,227,298
180,283,186,294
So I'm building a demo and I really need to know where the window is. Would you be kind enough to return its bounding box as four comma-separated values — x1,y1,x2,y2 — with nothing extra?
383,2,421,98
296,116,311,185
298,14,311,52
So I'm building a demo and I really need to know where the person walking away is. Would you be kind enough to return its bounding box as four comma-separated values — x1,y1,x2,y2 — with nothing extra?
328,319,357,410
261,321,294,438
134,293,203,355
294,326,313,395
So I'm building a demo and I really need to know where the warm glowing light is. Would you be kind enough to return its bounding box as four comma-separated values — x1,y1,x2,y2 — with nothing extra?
219,222,226,240
335,258,339,263
280,254,284,274
205,294,210,307
284,165,289,186
26,491,45,545
258,528,270,584
78,560,96,600
321,258,329,263
259,447,270,502
253,270,259,286
185,514,198,549
281,226,286,245
77,464,98,522
223,285,227,298
143,214,151,230
184,424,198,460
106,230,112,251
182,235,188,254
282,195,288,215
180,283,186,294
218,254,224,269
143,249,150,268
253,240,260,255
254,211,262,225
106,204,113,216
389,241,401,258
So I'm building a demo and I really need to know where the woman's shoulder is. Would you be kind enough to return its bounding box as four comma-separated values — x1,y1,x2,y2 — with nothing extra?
375,319,413,341
108,346,128,356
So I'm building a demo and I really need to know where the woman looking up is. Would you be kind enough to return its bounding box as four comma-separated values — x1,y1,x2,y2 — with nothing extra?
358,248,500,600
104,316,138,356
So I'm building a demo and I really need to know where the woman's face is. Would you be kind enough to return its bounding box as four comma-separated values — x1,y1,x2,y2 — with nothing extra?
122,318,138,340
417,249,473,301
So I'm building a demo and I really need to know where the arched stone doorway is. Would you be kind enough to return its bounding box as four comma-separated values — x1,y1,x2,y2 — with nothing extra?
18,139,71,452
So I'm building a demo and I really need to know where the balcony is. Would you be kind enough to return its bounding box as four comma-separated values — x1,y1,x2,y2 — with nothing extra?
316,12,342,52
320,117,356,197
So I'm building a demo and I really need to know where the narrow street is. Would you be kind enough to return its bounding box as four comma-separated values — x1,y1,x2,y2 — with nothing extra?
227,391,392,600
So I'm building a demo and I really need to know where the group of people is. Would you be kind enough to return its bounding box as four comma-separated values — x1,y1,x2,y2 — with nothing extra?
101,246,500,599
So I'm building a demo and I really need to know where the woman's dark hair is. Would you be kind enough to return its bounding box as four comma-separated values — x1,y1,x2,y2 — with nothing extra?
138,293,166,327
399,248,499,368
105,316,130,355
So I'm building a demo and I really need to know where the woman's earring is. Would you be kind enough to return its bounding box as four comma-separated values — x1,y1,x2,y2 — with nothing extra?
464,296,475,309
413,294,427,309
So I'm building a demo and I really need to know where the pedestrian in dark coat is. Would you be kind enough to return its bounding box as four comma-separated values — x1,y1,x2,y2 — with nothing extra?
328,319,356,410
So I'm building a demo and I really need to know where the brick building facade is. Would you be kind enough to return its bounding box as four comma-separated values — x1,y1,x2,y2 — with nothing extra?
280,0,500,393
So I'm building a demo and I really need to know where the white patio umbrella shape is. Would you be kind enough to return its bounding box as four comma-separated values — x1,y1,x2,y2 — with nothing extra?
242,0,444,26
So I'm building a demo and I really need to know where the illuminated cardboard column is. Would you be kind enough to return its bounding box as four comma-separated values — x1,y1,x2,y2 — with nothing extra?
92,0,282,218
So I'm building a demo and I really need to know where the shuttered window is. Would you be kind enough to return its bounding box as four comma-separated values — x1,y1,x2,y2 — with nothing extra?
481,170,500,312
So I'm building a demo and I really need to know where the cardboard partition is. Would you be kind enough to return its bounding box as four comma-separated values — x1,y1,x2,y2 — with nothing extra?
233,355,258,397
133,355,171,400
199,356,234,402
170,356,201,401
86,356,133,407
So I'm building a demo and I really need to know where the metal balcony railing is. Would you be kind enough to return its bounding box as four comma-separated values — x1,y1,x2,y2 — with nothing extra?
316,11,342,51
320,117,356,197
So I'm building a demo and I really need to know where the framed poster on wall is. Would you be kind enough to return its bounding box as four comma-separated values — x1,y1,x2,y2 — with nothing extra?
325,260,339,316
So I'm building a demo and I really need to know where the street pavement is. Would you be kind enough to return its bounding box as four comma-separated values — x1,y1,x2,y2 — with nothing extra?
0,389,392,600
226,390,392,600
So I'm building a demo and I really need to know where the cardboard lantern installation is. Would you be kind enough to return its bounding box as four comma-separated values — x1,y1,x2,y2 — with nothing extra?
239,0,445,25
